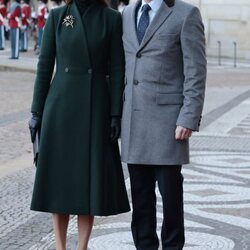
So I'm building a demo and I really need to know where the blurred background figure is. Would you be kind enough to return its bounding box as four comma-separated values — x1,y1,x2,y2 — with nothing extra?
36,0,47,55
8,0,21,59
50,0,62,9
19,0,30,52
30,6,38,52
117,0,128,13
0,0,7,50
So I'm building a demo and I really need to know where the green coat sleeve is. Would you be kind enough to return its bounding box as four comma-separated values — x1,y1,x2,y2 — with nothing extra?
109,12,125,117
31,9,56,114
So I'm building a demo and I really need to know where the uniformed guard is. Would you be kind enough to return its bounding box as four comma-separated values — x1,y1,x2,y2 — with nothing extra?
8,0,21,59
0,0,7,50
36,0,47,54
20,0,31,52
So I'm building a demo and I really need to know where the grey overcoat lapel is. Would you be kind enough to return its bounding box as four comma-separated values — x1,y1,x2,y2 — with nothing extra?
130,0,141,48
139,1,173,51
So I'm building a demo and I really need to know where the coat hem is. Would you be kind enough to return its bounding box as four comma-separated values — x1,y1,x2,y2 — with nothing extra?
30,206,130,216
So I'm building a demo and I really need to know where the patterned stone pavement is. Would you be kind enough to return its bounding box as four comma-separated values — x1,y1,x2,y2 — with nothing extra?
1,149,250,250
0,68,250,250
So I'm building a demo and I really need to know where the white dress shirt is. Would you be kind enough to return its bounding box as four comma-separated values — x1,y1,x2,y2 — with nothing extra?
137,0,163,26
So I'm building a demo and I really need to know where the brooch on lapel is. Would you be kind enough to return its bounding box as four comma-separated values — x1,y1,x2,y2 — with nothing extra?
62,15,75,28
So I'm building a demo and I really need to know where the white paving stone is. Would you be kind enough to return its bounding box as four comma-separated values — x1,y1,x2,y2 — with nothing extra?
87,231,235,250
185,204,250,230
184,184,250,203
190,152,250,168
182,168,242,184
202,98,250,134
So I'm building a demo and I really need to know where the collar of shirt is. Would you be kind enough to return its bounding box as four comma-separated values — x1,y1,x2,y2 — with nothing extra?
137,0,163,25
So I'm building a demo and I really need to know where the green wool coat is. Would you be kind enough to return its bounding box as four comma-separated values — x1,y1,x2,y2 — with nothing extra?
30,1,130,216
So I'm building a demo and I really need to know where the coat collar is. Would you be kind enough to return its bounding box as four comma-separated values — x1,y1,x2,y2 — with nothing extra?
139,1,173,50
139,0,162,15
130,0,141,48
63,1,96,67
131,0,174,51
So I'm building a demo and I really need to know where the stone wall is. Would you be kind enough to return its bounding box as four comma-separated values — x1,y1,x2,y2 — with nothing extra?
184,0,250,60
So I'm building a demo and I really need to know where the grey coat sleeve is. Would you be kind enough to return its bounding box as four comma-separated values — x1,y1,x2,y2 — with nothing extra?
176,7,207,131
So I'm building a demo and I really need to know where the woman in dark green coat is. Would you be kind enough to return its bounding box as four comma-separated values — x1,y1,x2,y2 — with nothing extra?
28,0,130,248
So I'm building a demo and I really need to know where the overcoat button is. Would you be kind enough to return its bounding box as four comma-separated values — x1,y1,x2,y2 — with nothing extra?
88,69,93,74
65,67,69,73
136,52,141,58
134,80,139,85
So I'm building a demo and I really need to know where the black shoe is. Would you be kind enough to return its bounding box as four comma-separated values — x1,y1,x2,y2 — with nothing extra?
0,48,4,50
20,49,27,52
9,57,19,59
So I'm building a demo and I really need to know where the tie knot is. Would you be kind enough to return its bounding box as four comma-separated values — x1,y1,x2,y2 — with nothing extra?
141,4,151,13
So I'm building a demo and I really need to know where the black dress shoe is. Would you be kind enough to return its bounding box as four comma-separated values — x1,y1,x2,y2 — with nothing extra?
0,48,4,50
20,49,27,52
9,57,19,59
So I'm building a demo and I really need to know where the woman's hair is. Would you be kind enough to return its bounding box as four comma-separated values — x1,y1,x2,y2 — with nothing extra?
64,0,108,5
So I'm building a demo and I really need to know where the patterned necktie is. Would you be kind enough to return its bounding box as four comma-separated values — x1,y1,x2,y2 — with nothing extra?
137,4,151,45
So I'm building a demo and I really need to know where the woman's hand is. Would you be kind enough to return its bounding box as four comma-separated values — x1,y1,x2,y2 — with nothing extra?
28,113,42,143
110,117,121,143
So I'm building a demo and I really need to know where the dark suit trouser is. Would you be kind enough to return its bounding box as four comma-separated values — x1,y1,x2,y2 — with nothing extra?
128,164,185,250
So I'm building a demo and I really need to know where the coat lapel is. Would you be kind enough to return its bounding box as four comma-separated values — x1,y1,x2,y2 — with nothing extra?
61,1,92,67
130,0,141,48
138,1,173,51
73,1,92,66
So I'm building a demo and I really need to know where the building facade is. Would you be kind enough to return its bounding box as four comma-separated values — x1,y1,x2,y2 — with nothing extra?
185,0,250,60
30,0,250,60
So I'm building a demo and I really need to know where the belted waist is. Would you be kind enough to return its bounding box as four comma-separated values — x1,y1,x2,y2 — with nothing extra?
56,65,108,75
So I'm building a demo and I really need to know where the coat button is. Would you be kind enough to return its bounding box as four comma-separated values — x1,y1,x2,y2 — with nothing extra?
65,67,69,73
88,69,93,74
136,52,141,58
134,80,139,85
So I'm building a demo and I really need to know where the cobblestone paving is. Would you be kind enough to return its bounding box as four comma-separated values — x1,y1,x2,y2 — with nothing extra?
0,69,250,249
1,149,250,250
0,72,33,166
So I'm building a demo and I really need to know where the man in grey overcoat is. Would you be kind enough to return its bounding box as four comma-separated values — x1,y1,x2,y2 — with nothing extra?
121,0,207,249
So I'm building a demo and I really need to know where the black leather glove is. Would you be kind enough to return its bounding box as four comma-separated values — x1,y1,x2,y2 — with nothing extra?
28,113,42,143
110,116,121,143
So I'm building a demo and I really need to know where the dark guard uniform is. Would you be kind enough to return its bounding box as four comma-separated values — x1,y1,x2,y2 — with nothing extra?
30,0,130,216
